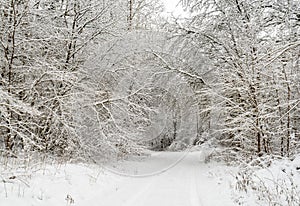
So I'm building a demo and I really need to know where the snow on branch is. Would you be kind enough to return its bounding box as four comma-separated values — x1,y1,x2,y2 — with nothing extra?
151,51,210,88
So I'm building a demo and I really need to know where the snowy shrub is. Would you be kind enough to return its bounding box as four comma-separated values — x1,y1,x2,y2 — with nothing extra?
168,141,187,151
234,156,300,205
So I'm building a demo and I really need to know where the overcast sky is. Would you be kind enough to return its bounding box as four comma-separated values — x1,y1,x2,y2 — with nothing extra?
161,0,187,17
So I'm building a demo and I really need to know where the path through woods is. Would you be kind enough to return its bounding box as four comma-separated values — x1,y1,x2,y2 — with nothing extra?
97,151,235,206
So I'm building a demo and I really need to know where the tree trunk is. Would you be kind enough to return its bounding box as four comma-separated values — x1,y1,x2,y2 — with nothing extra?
128,0,134,30
283,68,291,156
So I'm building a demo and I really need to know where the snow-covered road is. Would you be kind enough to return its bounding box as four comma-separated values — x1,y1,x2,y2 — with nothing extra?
97,151,236,206
0,151,237,206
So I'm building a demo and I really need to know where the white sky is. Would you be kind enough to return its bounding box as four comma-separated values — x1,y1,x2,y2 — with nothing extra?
161,0,188,17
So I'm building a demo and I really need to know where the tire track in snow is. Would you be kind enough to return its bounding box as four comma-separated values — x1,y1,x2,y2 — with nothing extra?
120,152,192,206
122,177,155,206
189,163,204,206
100,151,233,206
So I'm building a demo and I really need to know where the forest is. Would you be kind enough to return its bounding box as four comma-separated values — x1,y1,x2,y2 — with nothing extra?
1,0,300,205
1,0,299,162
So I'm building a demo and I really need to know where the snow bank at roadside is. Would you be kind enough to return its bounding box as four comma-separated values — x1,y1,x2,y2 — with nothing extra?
235,155,300,206
0,163,118,206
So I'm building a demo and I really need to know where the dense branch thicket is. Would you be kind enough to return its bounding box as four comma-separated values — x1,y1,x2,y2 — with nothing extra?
0,0,126,158
0,0,299,163
173,0,300,159
0,0,177,161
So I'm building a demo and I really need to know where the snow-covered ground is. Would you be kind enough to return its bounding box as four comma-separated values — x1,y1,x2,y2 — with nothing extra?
1,150,300,206
0,150,237,206
235,156,300,206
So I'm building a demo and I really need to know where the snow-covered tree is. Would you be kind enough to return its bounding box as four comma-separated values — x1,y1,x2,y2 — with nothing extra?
0,0,121,157
173,0,300,158
127,0,164,30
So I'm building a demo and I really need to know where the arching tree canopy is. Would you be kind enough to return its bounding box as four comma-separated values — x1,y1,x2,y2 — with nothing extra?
0,0,300,162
